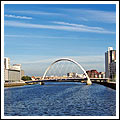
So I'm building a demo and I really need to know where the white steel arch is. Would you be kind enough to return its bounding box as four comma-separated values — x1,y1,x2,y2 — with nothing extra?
42,58,91,84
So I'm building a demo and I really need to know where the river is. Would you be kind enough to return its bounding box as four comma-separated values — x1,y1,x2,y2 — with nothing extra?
4,82,116,116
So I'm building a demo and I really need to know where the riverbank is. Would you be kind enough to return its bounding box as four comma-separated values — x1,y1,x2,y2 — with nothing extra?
4,82,27,87
93,82,116,90
4,81,39,87
4,81,116,90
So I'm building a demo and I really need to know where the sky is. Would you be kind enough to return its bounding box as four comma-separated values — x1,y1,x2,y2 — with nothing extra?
4,3,116,76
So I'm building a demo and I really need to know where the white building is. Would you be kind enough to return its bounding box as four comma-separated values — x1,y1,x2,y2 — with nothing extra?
4,69,9,81
105,47,116,79
11,64,21,70
4,57,10,69
4,57,24,82
77,74,86,79
7,69,21,82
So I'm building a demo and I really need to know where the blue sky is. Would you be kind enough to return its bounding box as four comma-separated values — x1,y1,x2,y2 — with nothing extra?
4,3,116,76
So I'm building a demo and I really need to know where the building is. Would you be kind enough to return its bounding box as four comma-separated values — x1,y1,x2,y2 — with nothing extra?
4,69,9,81
67,72,77,78
77,74,86,79
86,70,98,78
86,70,105,78
110,61,116,80
8,69,21,82
4,57,24,82
105,47,116,79
11,64,21,70
4,57,10,69
97,72,105,78
21,70,24,78
31,76,36,80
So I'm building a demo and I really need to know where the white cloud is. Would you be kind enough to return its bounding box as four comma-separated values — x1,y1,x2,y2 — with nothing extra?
83,9,116,23
6,8,116,23
10,10,63,16
5,14,32,19
5,34,104,41
4,20,115,34
53,21,105,31
62,8,116,23
4,34,81,39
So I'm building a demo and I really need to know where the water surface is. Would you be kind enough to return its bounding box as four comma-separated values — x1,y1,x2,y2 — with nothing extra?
4,82,116,116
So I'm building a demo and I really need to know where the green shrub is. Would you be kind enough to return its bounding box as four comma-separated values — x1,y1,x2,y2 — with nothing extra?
21,76,32,81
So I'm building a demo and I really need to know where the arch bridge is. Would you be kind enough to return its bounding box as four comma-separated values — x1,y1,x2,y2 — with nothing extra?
42,58,92,85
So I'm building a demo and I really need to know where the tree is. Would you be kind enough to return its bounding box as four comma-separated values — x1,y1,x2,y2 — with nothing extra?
21,76,32,81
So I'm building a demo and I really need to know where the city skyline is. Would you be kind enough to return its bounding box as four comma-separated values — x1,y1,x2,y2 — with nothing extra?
4,3,116,76
2,1,119,119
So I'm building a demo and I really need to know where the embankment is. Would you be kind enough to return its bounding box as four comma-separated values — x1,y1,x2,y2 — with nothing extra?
4,82,27,87
93,82,116,90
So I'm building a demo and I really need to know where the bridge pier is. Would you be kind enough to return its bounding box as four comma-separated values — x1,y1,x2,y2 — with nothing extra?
40,82,44,85
86,78,92,85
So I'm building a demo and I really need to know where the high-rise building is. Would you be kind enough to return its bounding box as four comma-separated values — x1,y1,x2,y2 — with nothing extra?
4,57,10,69
110,61,116,80
105,47,116,79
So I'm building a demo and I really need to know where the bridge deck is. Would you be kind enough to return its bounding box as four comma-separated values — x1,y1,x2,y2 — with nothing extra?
25,78,109,83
